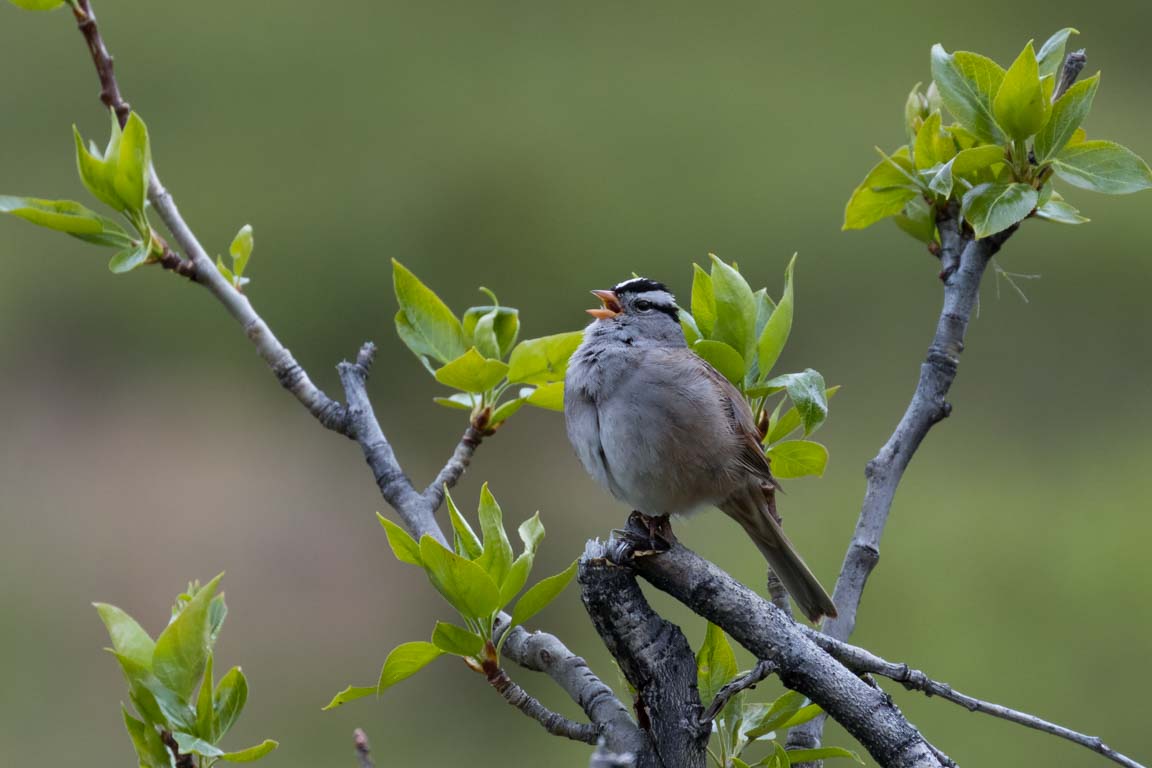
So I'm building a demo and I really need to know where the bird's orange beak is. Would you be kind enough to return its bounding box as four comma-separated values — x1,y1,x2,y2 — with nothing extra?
587,289,622,319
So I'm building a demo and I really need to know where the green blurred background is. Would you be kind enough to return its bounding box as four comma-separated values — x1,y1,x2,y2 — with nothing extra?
2,1,1150,766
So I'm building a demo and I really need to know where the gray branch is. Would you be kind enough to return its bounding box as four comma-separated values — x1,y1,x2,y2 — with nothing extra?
353,729,375,768
423,424,486,511
485,665,601,743
800,629,1147,768
701,659,777,724
580,540,708,768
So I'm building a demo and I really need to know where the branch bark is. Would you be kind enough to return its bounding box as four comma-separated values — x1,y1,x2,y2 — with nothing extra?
485,664,601,744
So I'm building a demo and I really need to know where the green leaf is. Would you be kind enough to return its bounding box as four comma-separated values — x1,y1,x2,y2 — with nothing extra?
510,559,578,628
435,348,509,393
892,197,937,244
153,573,224,703
518,512,545,556
926,159,953,198
1035,75,1098,162
74,122,122,213
691,340,745,387
112,652,196,731
756,255,795,379
195,653,215,741
679,310,702,345
501,552,534,605
903,82,926,145
434,393,476,411
378,641,445,692
690,263,716,337
785,747,863,765
767,386,839,444
114,112,151,217
745,690,806,741
392,260,466,364
709,255,757,361
476,483,514,586
208,596,227,646
1036,28,1079,80
1051,140,1152,195
762,370,829,437
214,666,248,740
843,148,918,230
507,331,583,385
0,195,107,236
95,603,155,670
109,242,152,274
9,0,66,8
490,394,527,425
121,706,173,768
173,731,223,758
950,144,1006,178
219,740,279,762
993,42,1049,140
930,45,1005,143
779,703,823,729
766,441,829,479
419,535,503,619
431,621,485,657
695,623,738,707
378,513,422,566
445,491,483,560
1035,195,1089,224
463,305,520,360
525,381,565,411
913,112,954,170
961,182,1038,238
322,685,376,710
229,224,254,280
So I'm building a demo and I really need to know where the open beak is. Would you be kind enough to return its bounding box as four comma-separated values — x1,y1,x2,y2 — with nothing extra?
587,289,623,319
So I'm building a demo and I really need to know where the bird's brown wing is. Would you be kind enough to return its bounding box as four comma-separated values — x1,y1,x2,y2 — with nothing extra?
692,355,781,490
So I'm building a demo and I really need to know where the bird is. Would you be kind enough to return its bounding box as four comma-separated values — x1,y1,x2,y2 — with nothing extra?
564,276,837,622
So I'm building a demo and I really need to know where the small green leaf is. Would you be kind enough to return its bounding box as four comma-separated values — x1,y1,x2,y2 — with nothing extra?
766,441,829,479
173,731,224,758
691,340,745,387
153,573,224,702
930,45,1005,143
476,483,514,586
219,740,279,762
378,641,445,692
1036,28,1079,80
214,666,248,739
690,263,716,337
961,182,1038,238
463,304,520,359
445,491,483,560
525,381,565,411
74,121,122,213
843,148,918,230
434,393,476,411
745,690,806,741
489,395,527,425
1035,195,1089,224
392,260,466,364
501,552,534,605
1035,75,1098,162
378,514,422,566
767,386,839,444
109,242,152,274
785,747,863,764
762,370,829,437
510,560,578,628
0,195,106,236
756,255,795,379
434,348,509,393
679,310,702,345
779,703,823,729
1051,140,1152,195
432,621,485,657
709,255,757,361
322,685,377,710
9,0,66,8
230,224,254,279
696,623,738,707
926,159,953,198
993,42,1049,140
114,112,151,217
95,603,155,670
419,535,503,619
950,144,1006,178
913,112,954,170
518,512,545,556
121,706,172,768
506,332,583,385
892,197,937,244
195,653,215,741
903,82,926,145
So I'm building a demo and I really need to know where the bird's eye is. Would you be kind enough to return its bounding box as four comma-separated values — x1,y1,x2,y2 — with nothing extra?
635,299,653,311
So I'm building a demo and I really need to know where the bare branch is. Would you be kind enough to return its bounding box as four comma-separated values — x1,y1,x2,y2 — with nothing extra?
423,424,486,510
484,664,600,744
701,659,777,724
353,729,375,768
801,629,1147,768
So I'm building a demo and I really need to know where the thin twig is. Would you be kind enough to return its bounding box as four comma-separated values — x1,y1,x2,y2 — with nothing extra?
423,424,486,510
701,659,777,724
353,729,375,768
484,664,601,744
800,628,1146,768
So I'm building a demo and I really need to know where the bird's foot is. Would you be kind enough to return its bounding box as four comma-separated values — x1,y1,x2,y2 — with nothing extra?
609,511,677,560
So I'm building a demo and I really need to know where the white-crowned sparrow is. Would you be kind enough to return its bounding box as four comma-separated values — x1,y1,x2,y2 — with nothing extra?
564,277,837,621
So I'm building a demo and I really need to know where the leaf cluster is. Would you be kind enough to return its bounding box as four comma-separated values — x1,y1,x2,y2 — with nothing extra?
393,260,581,430
95,575,277,768
325,485,577,710
680,255,836,479
697,624,861,768
845,29,1151,241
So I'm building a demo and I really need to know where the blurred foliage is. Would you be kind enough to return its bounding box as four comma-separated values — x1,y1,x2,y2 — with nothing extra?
1,2,1151,768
